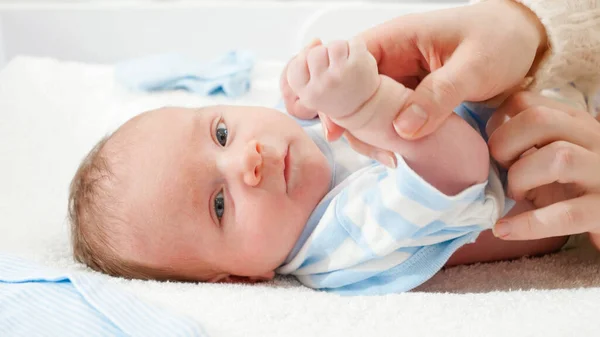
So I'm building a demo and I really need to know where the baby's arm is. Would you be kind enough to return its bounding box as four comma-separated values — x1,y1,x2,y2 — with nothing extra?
287,39,489,195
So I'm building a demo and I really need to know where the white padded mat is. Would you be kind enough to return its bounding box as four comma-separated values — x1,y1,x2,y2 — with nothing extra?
1,56,600,337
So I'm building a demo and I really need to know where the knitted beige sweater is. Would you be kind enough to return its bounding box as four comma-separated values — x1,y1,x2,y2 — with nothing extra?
475,0,600,96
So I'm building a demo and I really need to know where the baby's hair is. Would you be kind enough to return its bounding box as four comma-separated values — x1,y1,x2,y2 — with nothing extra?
68,135,160,280
68,130,219,282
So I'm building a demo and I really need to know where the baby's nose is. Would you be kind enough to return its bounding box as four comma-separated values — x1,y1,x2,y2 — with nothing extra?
242,140,263,186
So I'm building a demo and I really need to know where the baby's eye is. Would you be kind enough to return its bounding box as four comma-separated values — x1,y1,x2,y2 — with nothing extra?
215,121,228,146
214,190,225,222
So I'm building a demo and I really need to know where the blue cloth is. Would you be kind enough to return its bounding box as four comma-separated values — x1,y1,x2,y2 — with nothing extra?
277,103,509,295
0,254,206,337
115,51,254,98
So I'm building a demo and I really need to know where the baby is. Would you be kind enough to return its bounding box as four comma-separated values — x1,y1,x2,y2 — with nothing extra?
69,39,566,294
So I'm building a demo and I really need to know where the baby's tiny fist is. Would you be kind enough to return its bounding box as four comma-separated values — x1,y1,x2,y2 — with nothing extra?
287,39,380,121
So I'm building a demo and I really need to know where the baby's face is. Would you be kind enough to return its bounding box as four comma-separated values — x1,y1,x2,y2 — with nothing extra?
109,106,330,281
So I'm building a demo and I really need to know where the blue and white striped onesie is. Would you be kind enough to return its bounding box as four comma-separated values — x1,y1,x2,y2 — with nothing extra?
276,103,511,295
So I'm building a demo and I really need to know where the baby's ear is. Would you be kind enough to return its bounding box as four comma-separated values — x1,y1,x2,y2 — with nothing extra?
210,271,275,284
248,271,275,282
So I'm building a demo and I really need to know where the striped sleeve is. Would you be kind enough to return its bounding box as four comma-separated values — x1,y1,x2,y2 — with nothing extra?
282,154,505,295
0,254,206,337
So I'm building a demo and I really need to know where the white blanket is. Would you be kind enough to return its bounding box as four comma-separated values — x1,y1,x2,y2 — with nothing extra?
1,56,600,337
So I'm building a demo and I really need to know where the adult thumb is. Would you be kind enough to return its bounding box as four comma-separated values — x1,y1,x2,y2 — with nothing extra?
394,45,479,139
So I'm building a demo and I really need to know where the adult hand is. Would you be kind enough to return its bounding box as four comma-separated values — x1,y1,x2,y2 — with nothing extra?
282,0,547,137
488,91,600,250
281,0,548,166
358,0,547,140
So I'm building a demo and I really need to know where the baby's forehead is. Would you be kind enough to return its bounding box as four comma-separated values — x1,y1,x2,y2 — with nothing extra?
111,107,208,189
109,107,197,146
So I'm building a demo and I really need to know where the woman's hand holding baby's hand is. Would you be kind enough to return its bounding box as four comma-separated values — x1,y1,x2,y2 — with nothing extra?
358,0,547,139
281,0,548,166
488,92,600,250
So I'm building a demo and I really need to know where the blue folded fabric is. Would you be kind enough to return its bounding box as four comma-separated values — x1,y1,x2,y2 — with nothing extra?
0,254,206,337
115,51,254,98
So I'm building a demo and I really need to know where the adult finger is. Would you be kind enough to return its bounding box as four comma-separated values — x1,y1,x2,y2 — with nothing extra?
358,15,426,82
343,132,397,169
392,42,485,139
506,141,600,200
317,112,345,142
496,91,592,120
488,106,600,168
493,194,600,240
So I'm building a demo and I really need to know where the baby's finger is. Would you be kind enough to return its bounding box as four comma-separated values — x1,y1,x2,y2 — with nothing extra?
318,112,345,142
506,141,600,200
286,39,323,92
326,40,349,65
347,37,377,67
280,39,324,119
289,98,319,120
344,132,397,169
494,194,600,240
304,38,323,50
307,45,330,78
286,52,310,93
280,63,317,119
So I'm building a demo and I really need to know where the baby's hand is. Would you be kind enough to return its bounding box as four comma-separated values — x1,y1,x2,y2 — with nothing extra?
286,39,380,122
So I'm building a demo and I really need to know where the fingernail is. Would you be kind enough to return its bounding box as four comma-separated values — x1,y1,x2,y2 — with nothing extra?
308,38,321,47
393,105,428,138
493,221,511,238
375,152,397,169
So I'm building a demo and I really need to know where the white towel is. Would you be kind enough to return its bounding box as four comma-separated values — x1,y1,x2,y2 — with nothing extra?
1,56,599,337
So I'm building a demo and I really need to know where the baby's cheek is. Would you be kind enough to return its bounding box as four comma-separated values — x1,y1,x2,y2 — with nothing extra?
241,217,283,255
234,197,301,262
235,215,270,249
